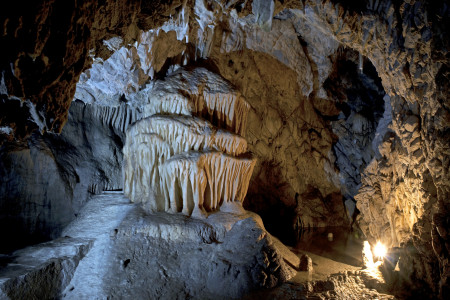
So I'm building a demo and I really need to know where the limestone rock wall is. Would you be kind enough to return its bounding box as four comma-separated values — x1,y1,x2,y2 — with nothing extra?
209,8,385,239
0,100,133,252
0,0,448,297
0,0,180,139
284,0,449,297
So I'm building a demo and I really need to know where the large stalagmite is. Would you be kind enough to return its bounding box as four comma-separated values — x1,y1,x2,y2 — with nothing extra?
123,68,256,217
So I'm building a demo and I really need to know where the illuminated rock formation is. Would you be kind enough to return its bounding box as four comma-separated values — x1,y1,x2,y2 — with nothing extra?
123,68,256,217
136,68,251,136
0,0,448,298
158,151,256,216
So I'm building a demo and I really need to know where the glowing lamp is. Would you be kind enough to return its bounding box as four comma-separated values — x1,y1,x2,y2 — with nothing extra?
373,241,387,259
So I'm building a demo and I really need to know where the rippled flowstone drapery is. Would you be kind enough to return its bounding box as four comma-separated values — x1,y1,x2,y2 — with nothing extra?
123,67,256,217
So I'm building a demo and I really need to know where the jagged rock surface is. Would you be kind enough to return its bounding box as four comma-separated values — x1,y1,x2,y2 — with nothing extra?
247,270,396,300
211,28,349,235
0,0,448,298
105,207,299,299
0,0,182,139
0,100,132,252
282,1,449,297
0,237,92,299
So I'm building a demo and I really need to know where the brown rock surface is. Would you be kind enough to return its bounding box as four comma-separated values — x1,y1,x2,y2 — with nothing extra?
0,0,180,138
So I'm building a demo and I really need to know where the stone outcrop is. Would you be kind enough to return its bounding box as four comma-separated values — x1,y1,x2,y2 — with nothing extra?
0,237,92,299
105,206,299,299
1,193,300,299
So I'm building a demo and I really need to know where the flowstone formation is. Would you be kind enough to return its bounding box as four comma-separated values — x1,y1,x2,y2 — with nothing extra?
0,0,449,298
123,68,256,217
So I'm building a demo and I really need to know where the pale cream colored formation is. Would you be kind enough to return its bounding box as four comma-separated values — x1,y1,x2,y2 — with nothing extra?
159,151,256,217
123,68,256,217
135,68,250,136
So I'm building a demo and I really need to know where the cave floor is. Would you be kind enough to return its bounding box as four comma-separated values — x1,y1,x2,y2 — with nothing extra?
291,227,363,282
248,228,398,299
248,255,397,298
0,192,135,299
0,193,397,299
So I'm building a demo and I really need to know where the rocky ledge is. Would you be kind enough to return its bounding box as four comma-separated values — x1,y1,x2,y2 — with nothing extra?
1,192,299,299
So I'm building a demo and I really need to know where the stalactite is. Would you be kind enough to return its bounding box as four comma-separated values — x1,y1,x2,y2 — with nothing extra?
123,68,255,217
137,68,250,136
359,52,363,73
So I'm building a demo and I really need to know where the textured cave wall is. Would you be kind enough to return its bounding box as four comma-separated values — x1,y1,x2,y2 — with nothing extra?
0,137,76,252
209,48,345,240
0,0,181,251
293,1,450,297
0,0,180,139
221,0,448,297
209,36,387,241
0,101,132,252
0,0,449,298
325,49,386,200
286,0,449,297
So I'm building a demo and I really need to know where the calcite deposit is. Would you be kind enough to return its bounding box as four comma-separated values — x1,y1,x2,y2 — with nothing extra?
122,67,256,217
0,0,448,299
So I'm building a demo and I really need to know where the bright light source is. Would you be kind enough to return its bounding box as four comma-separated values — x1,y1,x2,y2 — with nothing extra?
373,241,387,259
363,241,374,267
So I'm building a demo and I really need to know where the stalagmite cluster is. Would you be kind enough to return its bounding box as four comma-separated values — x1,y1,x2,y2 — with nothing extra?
123,68,255,217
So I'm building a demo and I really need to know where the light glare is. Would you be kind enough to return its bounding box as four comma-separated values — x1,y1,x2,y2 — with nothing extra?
363,241,374,267
373,241,387,259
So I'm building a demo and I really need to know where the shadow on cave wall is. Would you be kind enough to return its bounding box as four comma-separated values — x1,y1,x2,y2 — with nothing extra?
325,47,386,198
243,47,387,246
244,159,298,245
0,101,127,253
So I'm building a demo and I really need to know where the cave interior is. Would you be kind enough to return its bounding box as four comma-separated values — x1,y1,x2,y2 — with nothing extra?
0,0,449,299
